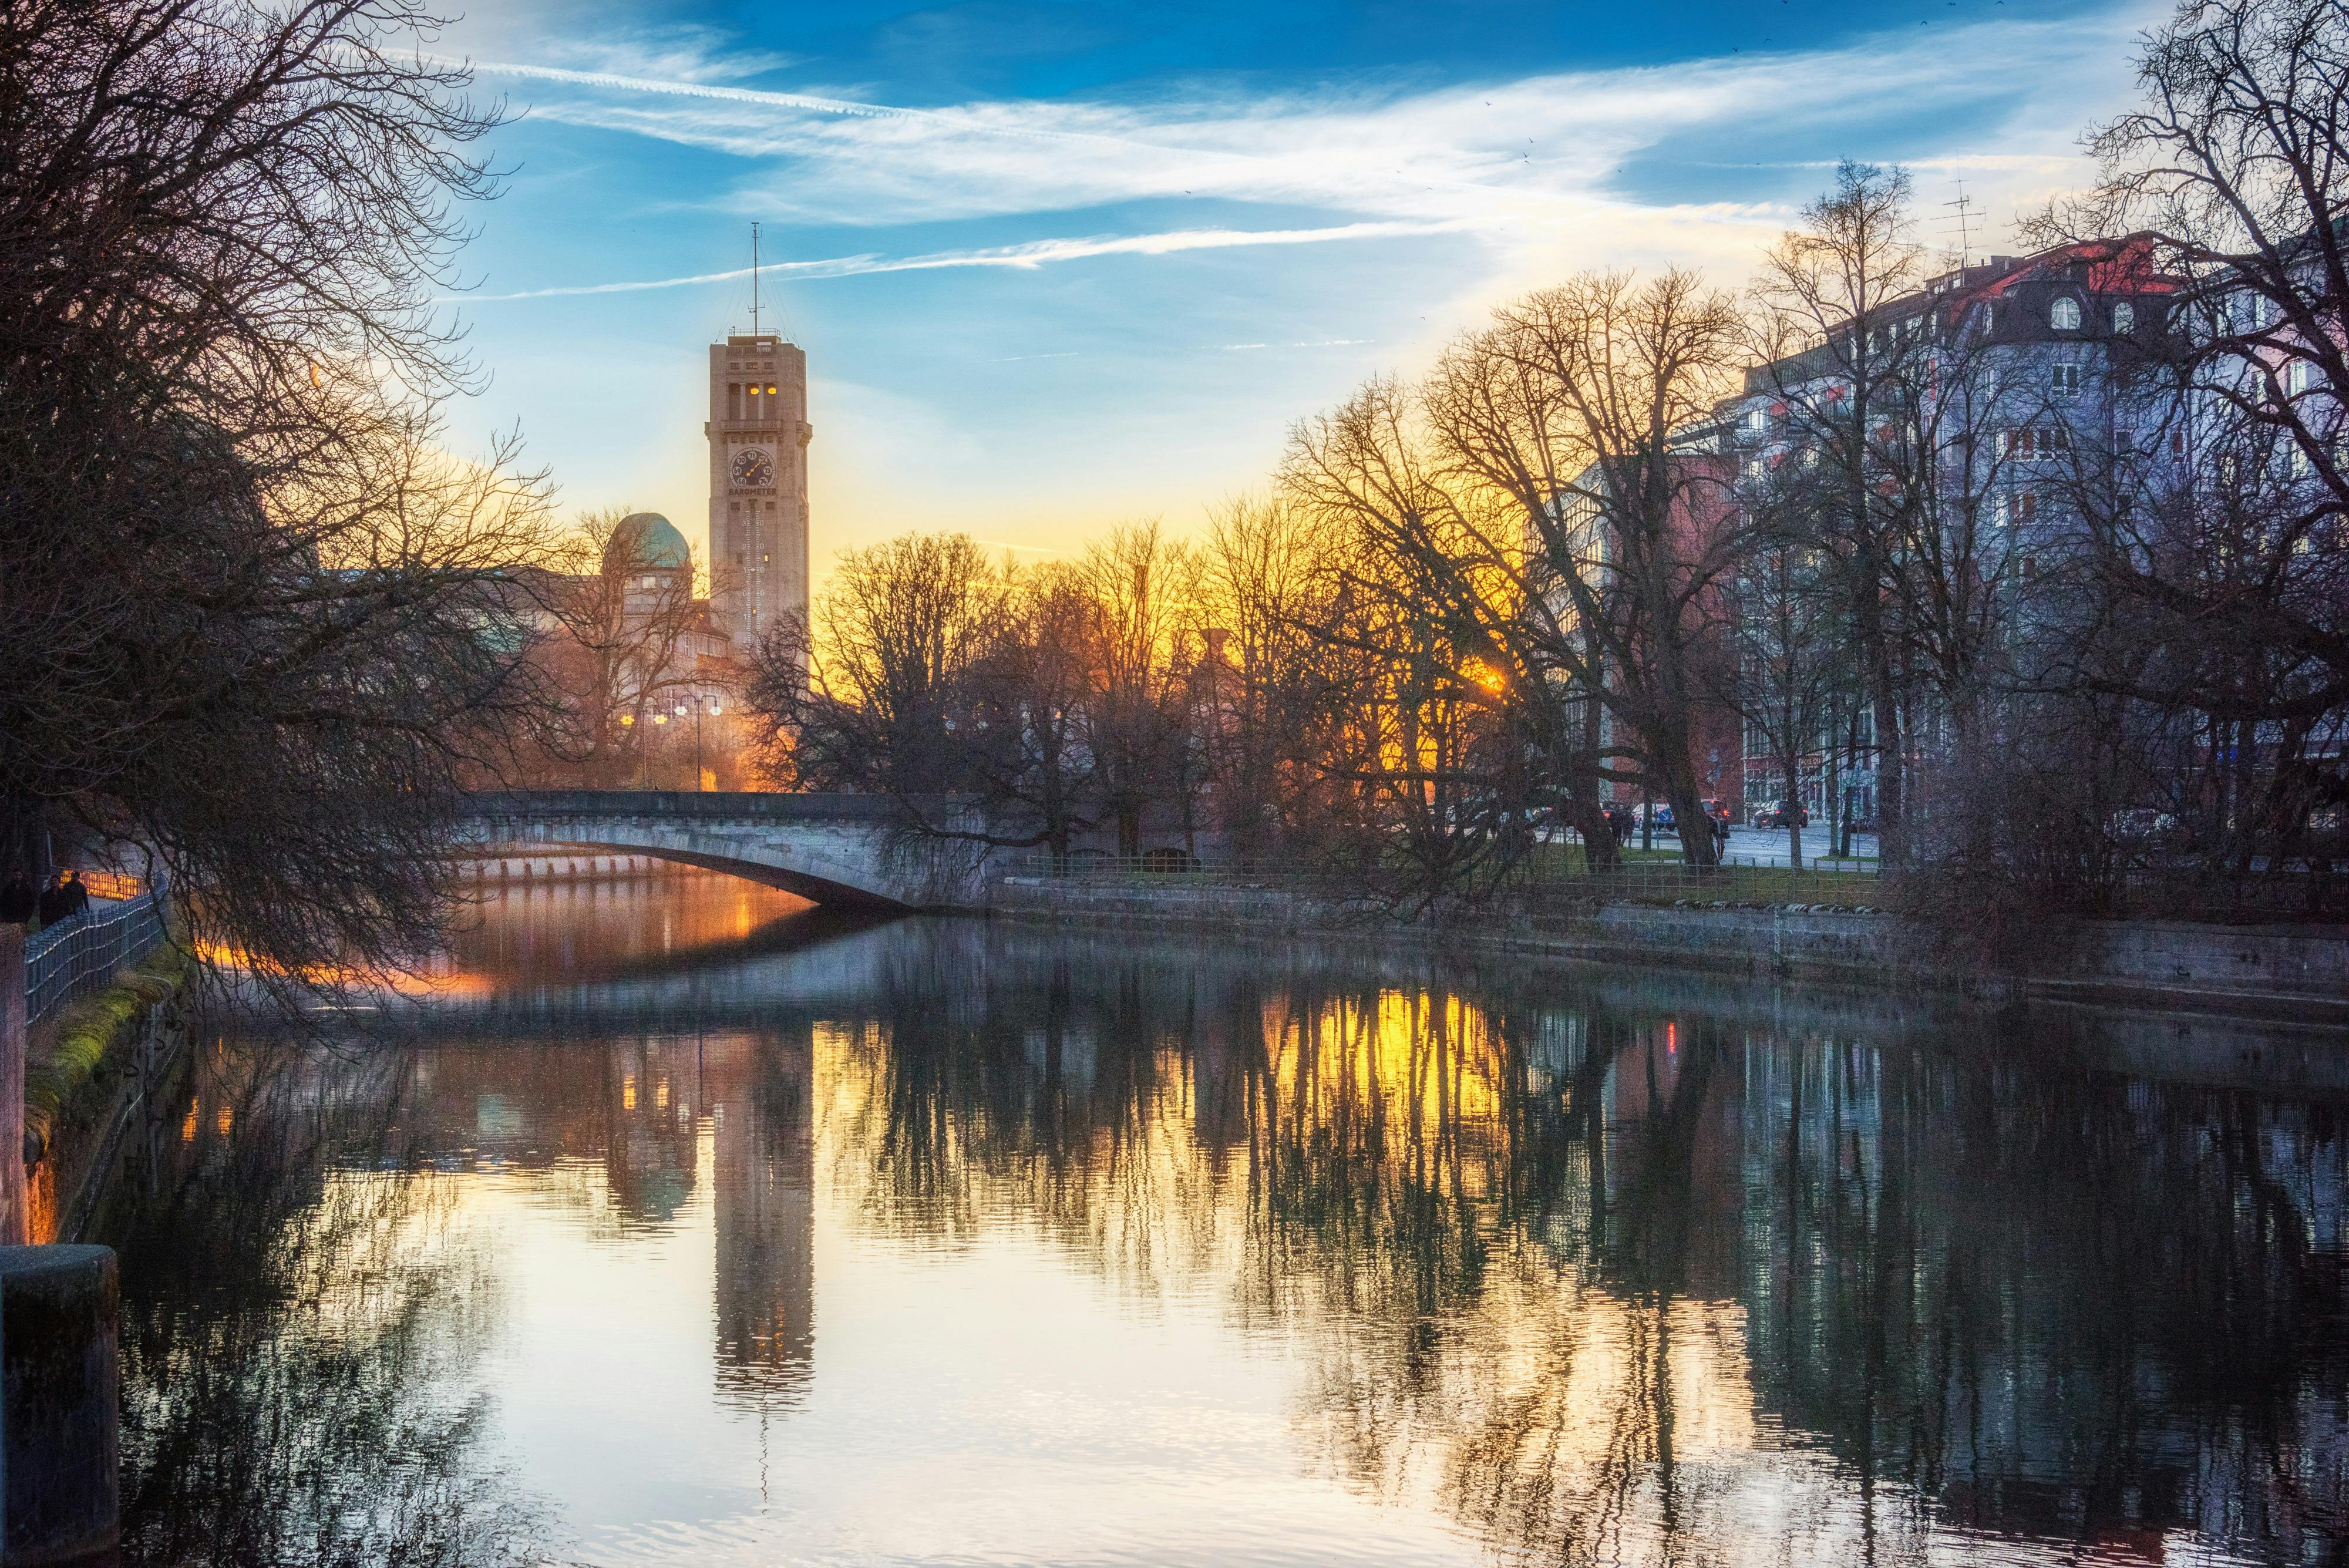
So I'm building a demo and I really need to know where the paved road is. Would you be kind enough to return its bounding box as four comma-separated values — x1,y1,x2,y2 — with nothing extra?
1592,826,1879,866
1722,826,1878,866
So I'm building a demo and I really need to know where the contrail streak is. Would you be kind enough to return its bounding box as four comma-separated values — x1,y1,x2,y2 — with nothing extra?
452,220,1472,302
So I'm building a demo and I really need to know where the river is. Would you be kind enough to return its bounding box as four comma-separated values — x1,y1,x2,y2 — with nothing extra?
95,870,2349,1567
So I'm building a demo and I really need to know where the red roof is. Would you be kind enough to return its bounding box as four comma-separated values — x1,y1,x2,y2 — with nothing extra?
1967,234,2180,302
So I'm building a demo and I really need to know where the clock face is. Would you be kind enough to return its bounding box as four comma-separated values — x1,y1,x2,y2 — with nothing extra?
729,446,775,489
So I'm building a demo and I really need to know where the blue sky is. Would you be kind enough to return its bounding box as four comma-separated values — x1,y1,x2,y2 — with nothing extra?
439,0,2165,568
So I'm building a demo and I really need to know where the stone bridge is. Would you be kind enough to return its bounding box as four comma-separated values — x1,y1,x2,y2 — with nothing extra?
458,792,983,910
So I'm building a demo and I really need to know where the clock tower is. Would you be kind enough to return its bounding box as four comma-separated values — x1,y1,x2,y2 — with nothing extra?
706,333,810,641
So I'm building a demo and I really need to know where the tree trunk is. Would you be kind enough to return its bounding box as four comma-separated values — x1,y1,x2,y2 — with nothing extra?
1566,697,1618,873
1850,528,1904,868
1872,681,1904,868
1649,711,1718,869
1783,756,1806,872
1823,728,1840,862
1567,794,1618,873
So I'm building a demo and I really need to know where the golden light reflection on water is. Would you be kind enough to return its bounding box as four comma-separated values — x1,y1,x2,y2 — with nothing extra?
102,880,2349,1568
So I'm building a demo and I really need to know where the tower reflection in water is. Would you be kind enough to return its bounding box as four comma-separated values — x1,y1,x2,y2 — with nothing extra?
389,1021,819,1412
103,870,2349,1568
453,874,822,1409
709,1024,815,1409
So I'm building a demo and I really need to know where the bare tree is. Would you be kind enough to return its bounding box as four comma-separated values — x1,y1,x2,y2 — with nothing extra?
966,564,1102,866
1750,161,1929,865
1282,377,1544,899
2022,0,2349,876
0,0,557,1012
1311,271,1744,871
1715,464,1849,869
1973,0,2340,906
514,509,710,788
1075,521,1196,858
1193,494,1359,859
744,531,1007,801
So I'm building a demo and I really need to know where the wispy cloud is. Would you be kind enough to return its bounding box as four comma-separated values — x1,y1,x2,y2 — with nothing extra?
1212,339,1375,351
520,25,802,86
436,0,2169,564
454,220,1472,301
472,9,2133,238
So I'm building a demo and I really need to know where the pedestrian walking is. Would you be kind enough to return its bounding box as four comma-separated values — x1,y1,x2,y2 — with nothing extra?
0,871,31,926
63,870,89,917
35,872,70,927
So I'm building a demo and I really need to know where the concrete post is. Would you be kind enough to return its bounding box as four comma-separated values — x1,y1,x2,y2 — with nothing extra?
0,929,22,1247
1,1245,119,1566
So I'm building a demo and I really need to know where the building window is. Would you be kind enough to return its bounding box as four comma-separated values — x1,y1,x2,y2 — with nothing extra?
2051,363,2082,399
2113,301,2135,333
2050,297,2082,331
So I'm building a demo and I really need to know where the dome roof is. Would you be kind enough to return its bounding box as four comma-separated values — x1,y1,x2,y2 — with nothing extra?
608,512,691,572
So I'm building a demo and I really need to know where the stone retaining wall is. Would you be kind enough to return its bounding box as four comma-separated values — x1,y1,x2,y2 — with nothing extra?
985,877,2348,1024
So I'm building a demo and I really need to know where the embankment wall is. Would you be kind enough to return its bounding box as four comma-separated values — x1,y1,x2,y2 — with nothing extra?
985,877,2348,1024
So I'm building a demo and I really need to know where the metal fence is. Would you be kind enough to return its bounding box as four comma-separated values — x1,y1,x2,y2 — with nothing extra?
997,850,2349,922
998,852,1886,908
998,853,1324,887
1511,856,1886,909
25,879,170,1027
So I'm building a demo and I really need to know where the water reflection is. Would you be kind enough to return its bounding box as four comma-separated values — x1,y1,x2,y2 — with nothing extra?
103,874,2349,1566
106,1045,546,1567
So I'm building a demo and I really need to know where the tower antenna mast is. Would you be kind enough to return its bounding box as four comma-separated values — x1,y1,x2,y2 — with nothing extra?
751,221,760,337
1941,181,1977,272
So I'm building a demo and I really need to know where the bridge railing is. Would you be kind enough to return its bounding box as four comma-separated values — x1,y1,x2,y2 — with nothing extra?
25,877,171,1027
465,790,936,822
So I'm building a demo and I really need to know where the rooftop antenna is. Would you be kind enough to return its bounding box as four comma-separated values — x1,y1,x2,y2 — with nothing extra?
1941,181,1977,272
751,221,760,338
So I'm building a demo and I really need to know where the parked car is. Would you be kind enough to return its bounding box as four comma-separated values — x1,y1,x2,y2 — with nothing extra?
2106,807,2180,846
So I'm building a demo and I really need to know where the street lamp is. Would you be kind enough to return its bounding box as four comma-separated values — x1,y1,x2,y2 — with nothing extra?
684,696,723,789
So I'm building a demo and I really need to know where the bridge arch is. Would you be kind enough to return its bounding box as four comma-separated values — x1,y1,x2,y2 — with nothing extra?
459,792,982,911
